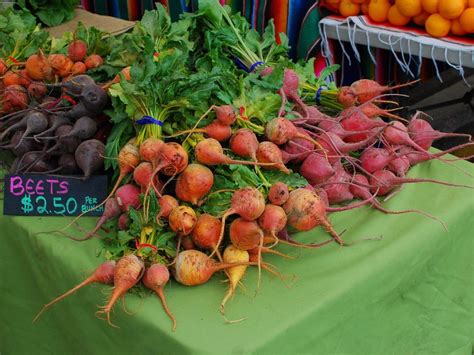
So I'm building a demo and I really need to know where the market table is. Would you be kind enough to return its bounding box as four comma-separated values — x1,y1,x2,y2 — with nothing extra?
1,158,473,355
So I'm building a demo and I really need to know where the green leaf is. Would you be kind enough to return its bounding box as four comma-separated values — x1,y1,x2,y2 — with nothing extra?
18,0,79,27
317,64,340,84
104,118,134,171
0,7,50,60
36,8,65,27
200,192,232,216
262,170,308,188
86,64,119,82
128,207,143,237
197,0,224,26
140,5,171,40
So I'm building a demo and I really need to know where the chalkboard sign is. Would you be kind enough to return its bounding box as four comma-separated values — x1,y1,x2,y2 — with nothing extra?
3,174,108,217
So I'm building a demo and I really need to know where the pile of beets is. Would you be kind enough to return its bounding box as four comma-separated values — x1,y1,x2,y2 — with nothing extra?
277,72,473,227
0,75,110,175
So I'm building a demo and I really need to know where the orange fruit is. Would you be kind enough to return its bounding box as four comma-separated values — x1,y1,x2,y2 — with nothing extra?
421,0,439,13
438,0,465,19
425,13,451,36
361,2,369,14
413,11,430,25
352,0,366,3
368,0,391,22
459,8,474,32
339,0,361,16
396,0,422,16
324,0,341,12
451,18,467,34
388,5,412,25
468,0,474,7
388,4,411,25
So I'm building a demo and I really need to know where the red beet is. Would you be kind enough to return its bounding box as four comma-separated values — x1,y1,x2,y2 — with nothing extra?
387,156,410,177
118,213,129,230
305,106,334,122
369,170,473,196
399,146,461,166
360,147,396,173
300,153,335,185
323,163,354,204
317,129,383,163
317,119,355,138
115,184,141,212
74,139,105,178
259,66,274,77
282,135,315,164
349,174,447,229
408,117,471,150
340,107,387,143
142,264,176,331
350,79,419,103
68,40,88,62
383,121,436,157
74,197,121,241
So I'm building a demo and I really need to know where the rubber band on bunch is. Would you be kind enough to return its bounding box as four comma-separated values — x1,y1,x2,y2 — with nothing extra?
315,87,326,105
136,116,164,126
135,239,158,252
233,57,264,73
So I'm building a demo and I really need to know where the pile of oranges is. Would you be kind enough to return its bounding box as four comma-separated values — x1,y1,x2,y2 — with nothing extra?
322,0,474,38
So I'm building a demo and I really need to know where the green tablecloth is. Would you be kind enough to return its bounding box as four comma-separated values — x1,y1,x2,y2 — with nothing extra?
1,159,473,355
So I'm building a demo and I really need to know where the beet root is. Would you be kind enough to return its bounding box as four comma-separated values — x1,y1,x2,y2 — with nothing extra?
369,170,474,196
175,164,214,205
283,188,344,245
408,117,472,150
74,139,105,178
33,261,116,322
97,254,144,327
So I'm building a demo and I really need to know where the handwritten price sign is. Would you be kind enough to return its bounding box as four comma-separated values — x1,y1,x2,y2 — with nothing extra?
3,174,108,217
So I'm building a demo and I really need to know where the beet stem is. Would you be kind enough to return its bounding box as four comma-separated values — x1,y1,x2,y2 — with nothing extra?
279,237,334,249
33,275,95,322
261,245,294,259
325,187,378,212
155,287,177,332
210,210,233,258
396,177,473,189
372,202,448,231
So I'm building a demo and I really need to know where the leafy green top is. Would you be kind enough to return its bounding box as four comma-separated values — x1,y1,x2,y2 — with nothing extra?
101,191,176,263
0,7,49,61
17,0,79,27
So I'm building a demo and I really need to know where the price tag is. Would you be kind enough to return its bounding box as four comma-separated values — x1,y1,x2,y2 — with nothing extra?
3,174,108,217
